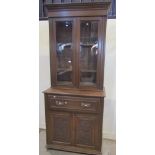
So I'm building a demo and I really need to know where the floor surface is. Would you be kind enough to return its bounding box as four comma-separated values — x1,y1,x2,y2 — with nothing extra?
39,130,116,155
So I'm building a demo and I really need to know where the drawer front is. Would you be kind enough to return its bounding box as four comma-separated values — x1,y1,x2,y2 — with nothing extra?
47,95,100,113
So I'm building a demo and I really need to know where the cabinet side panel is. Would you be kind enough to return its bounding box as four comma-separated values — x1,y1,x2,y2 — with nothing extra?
98,97,104,150
44,94,52,144
99,17,107,89
49,19,57,86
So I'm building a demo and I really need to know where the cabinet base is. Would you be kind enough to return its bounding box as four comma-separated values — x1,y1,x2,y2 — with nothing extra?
46,144,102,155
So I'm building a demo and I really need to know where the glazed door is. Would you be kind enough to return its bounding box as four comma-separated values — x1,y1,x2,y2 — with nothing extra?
48,112,72,145
49,17,103,89
74,114,99,149
77,17,102,89
50,18,76,87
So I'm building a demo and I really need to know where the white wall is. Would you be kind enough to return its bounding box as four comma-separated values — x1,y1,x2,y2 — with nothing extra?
103,19,116,139
39,21,50,128
39,19,116,139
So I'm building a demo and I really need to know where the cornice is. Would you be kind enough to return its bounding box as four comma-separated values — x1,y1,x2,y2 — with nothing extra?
45,2,111,11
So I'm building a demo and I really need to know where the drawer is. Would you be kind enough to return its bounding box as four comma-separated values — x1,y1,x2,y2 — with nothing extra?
47,95,100,113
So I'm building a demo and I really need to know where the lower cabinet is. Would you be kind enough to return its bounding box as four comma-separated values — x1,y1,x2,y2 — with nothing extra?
46,111,100,149
45,94,103,154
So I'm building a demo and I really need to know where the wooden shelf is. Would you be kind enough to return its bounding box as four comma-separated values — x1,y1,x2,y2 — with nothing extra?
81,69,96,72
57,68,72,75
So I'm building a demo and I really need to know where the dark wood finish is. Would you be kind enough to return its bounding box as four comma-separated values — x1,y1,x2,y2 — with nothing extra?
46,144,101,154
45,2,111,11
47,9,108,18
49,112,72,145
45,2,111,17
75,114,99,149
43,87,106,97
43,2,110,155
99,17,107,89
49,17,107,90
77,17,102,89
47,94,100,113
44,93,103,154
40,0,116,19
50,18,77,87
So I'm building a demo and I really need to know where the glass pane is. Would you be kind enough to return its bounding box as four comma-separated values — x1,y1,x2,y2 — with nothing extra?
80,20,98,86
56,21,73,84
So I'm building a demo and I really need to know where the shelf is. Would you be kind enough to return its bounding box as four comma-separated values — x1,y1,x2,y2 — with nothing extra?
57,69,96,73
57,42,97,48
80,43,96,47
81,69,96,73
57,68,72,75
80,82,96,87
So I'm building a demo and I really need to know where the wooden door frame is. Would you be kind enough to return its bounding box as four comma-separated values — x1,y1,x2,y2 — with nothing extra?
49,17,77,87
76,17,103,90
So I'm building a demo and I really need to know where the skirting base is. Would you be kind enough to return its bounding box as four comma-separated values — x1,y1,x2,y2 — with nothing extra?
47,144,102,155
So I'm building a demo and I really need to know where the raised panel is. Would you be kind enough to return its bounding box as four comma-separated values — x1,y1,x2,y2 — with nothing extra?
49,112,72,145
75,114,99,149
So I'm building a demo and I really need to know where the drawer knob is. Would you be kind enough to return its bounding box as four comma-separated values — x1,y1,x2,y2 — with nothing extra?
55,101,68,106
64,101,68,105
81,102,91,108
55,101,64,106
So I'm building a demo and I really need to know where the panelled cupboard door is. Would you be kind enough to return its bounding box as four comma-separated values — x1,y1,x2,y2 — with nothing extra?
74,114,99,149
47,112,72,145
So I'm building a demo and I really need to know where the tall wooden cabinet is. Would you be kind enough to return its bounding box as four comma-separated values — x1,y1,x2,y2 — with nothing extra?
43,1,111,155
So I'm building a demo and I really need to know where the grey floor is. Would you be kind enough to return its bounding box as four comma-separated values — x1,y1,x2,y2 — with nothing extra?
40,130,116,155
